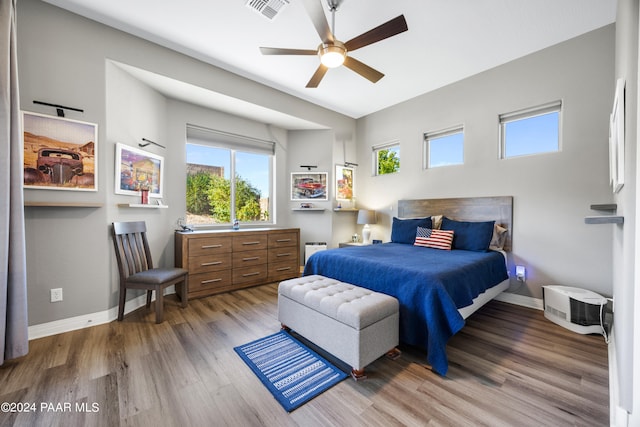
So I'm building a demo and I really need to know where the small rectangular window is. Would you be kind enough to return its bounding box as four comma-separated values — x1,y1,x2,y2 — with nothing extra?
500,101,561,158
424,126,464,168
373,142,400,176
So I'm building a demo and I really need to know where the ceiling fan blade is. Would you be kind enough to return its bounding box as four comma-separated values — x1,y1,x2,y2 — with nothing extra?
260,47,317,55
301,0,334,44
344,15,408,52
306,64,329,88
343,56,384,83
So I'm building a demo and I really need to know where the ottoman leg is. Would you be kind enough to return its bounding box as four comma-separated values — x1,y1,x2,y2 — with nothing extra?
350,369,367,381
281,323,291,331
386,347,402,360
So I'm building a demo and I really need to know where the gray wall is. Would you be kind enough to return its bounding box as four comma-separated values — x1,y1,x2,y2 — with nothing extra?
18,0,355,326
355,25,615,299
613,0,638,418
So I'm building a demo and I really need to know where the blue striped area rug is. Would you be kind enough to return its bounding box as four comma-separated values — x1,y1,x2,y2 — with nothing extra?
234,330,348,412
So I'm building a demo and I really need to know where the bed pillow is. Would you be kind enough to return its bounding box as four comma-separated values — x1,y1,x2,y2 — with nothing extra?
414,227,454,250
391,217,432,244
489,224,508,251
441,217,495,252
431,215,443,230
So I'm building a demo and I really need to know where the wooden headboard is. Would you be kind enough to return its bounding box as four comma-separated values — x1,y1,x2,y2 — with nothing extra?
397,196,513,251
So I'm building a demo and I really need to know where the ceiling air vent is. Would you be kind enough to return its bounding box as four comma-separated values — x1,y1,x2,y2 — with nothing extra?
246,0,290,20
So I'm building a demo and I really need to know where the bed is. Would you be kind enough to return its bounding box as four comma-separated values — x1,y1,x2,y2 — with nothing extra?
303,196,513,375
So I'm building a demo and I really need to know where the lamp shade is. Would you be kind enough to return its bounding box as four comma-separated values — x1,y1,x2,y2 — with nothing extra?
357,209,376,225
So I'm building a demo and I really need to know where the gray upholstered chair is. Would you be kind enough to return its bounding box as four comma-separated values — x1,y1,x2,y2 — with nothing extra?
111,221,188,323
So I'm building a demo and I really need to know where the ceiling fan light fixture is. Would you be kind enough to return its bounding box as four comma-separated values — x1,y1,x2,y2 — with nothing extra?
319,42,346,68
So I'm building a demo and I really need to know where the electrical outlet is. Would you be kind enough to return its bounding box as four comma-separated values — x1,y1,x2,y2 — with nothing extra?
50,288,63,302
515,265,526,282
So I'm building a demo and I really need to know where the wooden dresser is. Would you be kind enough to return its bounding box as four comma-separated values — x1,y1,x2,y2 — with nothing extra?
175,228,300,299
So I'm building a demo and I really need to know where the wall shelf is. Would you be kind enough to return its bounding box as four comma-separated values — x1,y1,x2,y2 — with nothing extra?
292,208,325,211
585,216,624,224
118,203,168,209
25,202,104,208
333,208,358,212
590,204,617,211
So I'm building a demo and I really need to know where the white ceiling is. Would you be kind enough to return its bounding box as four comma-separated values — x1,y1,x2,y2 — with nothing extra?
43,0,616,124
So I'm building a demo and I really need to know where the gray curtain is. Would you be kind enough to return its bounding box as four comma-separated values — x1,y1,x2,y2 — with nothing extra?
0,0,28,365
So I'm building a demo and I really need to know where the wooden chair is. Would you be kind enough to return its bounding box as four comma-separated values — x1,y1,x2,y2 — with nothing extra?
111,221,188,323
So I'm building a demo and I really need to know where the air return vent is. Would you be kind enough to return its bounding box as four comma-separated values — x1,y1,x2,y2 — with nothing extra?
246,0,290,20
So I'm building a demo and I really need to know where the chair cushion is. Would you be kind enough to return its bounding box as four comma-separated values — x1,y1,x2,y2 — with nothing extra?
127,268,188,285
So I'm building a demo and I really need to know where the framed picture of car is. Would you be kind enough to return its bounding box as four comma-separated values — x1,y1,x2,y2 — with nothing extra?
23,111,98,191
291,172,328,201
115,143,164,198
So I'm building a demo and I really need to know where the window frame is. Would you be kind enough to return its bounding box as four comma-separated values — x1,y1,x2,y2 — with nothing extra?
423,125,464,169
372,140,400,176
186,125,275,227
499,101,562,159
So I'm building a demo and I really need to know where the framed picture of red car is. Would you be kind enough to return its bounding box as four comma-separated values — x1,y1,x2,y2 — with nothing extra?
291,172,328,201
22,111,98,191
115,143,164,198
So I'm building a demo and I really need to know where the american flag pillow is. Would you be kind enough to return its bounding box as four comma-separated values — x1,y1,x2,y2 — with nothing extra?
414,226,454,250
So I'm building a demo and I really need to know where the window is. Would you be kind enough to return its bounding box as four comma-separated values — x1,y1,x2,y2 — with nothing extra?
373,142,400,176
500,101,561,158
424,126,464,168
186,125,274,226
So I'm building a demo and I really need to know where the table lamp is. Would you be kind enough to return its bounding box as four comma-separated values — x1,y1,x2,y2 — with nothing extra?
357,209,377,244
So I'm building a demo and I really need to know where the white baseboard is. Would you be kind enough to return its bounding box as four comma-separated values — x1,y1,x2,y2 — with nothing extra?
494,291,544,310
28,291,169,340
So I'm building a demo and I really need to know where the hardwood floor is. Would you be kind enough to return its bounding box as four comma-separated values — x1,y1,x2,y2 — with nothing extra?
0,283,609,426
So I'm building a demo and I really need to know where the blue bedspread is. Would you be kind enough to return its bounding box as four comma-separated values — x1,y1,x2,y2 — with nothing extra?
303,243,508,375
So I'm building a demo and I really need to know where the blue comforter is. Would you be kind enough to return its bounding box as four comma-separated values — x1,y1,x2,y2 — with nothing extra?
303,243,508,375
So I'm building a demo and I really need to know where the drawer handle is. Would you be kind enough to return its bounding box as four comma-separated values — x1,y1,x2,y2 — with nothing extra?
276,267,291,271
242,272,261,277
201,278,222,284
201,261,222,266
276,239,291,243
242,241,261,246
202,244,222,249
276,253,291,257
242,257,259,261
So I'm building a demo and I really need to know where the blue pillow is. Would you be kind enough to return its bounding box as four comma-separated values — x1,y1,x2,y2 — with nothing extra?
391,217,432,244
441,217,495,252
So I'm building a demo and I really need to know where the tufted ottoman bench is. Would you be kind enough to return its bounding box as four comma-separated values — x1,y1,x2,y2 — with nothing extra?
278,274,400,380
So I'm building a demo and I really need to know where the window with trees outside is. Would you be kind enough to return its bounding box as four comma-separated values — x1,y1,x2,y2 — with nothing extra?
185,125,274,226
373,142,400,176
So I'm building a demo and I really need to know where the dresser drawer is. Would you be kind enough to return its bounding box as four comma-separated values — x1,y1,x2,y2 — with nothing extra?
268,232,298,248
232,249,267,268
188,253,232,274
188,236,232,257
232,265,268,286
268,247,297,263
232,234,268,252
267,259,299,282
188,270,232,294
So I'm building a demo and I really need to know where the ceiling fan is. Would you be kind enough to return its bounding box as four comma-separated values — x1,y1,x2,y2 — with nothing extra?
259,0,408,88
